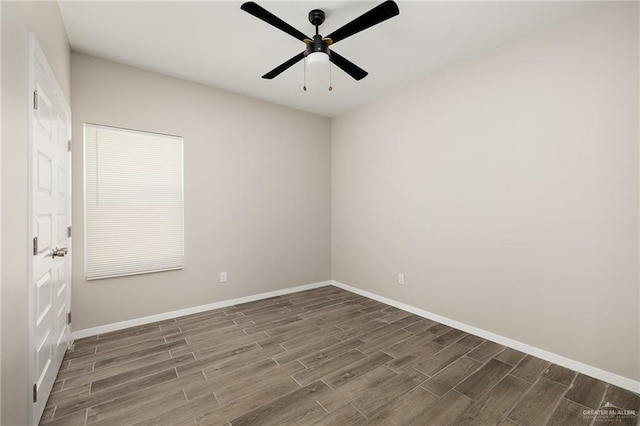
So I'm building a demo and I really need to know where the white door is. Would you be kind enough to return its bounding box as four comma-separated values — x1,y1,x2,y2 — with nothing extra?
29,34,72,426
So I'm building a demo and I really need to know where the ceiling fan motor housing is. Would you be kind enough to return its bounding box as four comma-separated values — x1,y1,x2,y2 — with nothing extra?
306,34,330,57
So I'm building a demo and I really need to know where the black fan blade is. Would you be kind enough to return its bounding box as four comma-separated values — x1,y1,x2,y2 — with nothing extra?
241,2,310,42
325,0,399,45
330,50,368,81
262,52,306,79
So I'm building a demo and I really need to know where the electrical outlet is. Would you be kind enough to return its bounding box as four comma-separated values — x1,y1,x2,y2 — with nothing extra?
398,273,405,285
220,272,228,283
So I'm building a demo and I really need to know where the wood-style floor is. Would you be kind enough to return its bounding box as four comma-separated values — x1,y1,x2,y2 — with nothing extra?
41,286,639,426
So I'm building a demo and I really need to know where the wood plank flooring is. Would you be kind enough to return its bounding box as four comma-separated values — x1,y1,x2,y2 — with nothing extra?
41,286,640,426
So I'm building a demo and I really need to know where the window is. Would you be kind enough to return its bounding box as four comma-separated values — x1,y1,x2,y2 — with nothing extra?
84,124,184,280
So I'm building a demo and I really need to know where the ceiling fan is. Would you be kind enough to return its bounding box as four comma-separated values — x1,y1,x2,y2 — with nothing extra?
240,1,400,81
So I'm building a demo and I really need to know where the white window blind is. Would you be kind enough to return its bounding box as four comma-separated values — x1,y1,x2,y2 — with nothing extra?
84,124,184,280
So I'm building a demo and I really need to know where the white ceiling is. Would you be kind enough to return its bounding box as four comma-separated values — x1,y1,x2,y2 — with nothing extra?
58,1,597,117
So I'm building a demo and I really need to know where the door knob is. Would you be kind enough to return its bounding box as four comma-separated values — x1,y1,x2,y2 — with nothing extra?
52,247,68,258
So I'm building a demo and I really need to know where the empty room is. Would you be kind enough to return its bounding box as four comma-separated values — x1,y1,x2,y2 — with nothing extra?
1,0,639,425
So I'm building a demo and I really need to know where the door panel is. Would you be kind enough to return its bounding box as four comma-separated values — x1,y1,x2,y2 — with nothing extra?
29,34,72,425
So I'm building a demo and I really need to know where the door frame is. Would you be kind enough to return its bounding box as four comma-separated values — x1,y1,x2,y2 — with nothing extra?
27,33,72,426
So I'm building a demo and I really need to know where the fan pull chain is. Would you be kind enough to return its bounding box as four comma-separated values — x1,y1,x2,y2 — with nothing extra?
328,60,333,92
303,57,307,91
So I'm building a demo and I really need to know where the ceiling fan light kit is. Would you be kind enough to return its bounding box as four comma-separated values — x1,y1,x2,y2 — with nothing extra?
240,0,400,90
305,52,330,68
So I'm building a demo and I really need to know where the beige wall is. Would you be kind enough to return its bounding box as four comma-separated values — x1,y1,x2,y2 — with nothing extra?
332,2,639,382
70,53,331,330
1,2,71,424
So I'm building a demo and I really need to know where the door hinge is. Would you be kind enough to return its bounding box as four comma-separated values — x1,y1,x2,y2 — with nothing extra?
33,237,38,256
67,226,72,238
33,90,39,110
68,140,72,152
67,311,72,325
33,383,37,403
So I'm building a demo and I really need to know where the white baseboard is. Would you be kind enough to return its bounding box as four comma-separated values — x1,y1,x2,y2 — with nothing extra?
331,280,640,394
71,278,639,394
72,280,331,340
